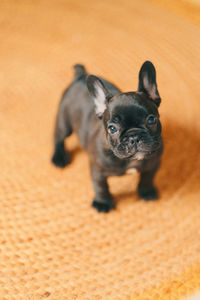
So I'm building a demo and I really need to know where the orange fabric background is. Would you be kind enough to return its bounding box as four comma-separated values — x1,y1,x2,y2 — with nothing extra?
0,0,200,299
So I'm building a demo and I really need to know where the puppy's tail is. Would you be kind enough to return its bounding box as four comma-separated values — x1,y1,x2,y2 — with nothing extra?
73,64,87,80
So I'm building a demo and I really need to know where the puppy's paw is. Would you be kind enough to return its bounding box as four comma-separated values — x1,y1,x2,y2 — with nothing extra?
52,150,70,168
92,199,115,213
138,186,158,201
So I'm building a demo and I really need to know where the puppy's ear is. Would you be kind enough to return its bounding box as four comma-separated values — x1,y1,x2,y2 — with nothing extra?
87,75,112,119
138,61,161,107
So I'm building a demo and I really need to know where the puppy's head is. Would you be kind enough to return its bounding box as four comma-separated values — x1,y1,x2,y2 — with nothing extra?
87,61,162,160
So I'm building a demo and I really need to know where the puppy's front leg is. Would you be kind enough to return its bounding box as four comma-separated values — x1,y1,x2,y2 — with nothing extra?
90,164,115,213
137,162,160,201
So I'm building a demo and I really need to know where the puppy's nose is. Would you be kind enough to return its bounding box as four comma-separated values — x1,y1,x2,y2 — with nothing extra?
128,136,139,146
128,136,140,146
129,136,139,144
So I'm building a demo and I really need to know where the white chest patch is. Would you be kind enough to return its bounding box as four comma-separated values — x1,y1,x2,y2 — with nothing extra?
126,168,137,175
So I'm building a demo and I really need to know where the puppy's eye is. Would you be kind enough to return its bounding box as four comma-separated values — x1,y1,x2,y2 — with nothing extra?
147,115,157,125
108,125,118,134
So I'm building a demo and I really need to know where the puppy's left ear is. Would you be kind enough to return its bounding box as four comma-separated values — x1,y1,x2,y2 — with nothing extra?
138,61,161,107
87,75,112,119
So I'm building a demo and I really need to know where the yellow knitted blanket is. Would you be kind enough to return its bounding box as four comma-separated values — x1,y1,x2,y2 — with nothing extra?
0,0,200,299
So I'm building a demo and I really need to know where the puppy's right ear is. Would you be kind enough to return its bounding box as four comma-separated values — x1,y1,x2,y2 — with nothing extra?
87,75,112,119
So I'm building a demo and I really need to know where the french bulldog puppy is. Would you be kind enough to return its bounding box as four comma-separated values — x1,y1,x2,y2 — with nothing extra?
52,61,163,212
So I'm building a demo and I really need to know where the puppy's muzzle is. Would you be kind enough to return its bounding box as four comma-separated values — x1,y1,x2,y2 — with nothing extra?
121,130,142,152
127,136,140,150
119,129,161,158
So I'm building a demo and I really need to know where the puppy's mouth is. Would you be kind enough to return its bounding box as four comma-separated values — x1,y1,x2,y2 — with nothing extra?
107,130,162,160
112,144,161,160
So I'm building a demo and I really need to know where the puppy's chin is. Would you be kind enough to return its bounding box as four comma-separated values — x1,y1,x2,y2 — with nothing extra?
111,148,158,160
111,148,137,160
134,152,145,160
112,151,145,160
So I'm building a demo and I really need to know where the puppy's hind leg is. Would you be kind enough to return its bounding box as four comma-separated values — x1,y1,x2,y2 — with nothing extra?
52,107,72,168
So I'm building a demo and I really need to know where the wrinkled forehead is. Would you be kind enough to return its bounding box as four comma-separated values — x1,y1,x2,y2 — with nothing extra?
109,92,158,122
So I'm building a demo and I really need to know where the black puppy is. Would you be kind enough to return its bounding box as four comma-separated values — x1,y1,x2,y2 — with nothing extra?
52,61,163,212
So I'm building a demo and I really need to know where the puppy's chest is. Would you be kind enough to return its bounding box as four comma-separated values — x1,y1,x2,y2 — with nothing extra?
125,167,137,175
125,160,142,175
103,160,139,176
103,152,143,176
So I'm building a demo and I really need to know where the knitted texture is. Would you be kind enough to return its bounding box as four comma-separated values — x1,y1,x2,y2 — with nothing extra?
0,0,200,299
